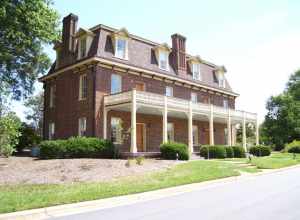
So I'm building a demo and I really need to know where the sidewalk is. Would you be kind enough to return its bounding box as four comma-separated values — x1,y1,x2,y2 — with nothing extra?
1,164,300,220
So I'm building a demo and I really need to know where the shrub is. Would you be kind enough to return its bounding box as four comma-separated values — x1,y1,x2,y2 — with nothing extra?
285,140,300,153
160,142,189,160
16,123,41,152
232,146,246,158
39,137,116,159
136,156,144,165
225,146,234,158
249,146,271,157
200,145,227,159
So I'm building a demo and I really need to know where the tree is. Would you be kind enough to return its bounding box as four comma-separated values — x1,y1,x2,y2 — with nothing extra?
0,112,21,157
25,92,44,136
261,70,300,149
16,123,41,152
0,0,60,101
235,123,256,146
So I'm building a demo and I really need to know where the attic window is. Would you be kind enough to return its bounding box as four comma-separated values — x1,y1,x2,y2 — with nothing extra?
79,37,87,59
115,38,128,59
218,73,226,88
192,63,201,81
159,51,169,70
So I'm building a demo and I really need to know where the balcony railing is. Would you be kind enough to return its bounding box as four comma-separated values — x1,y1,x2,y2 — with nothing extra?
104,90,257,122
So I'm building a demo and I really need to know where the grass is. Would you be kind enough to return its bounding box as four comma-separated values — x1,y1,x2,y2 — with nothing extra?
0,160,240,214
250,153,300,169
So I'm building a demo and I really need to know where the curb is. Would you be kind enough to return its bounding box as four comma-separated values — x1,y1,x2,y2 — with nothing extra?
1,163,300,220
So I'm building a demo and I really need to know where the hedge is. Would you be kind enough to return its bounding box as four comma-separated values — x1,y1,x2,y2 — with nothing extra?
225,146,234,158
39,137,116,159
160,142,189,160
285,140,300,153
249,146,271,157
200,145,229,159
232,146,246,158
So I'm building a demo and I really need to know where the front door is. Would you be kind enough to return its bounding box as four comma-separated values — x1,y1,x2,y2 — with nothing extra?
136,123,145,152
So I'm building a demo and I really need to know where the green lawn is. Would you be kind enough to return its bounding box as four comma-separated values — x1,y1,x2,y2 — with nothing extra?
250,153,300,169
0,160,241,214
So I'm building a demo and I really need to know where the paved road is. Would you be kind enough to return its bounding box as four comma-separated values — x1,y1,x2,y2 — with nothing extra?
54,167,300,220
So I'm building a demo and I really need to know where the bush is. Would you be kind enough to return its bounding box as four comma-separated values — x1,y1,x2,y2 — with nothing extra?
39,137,116,159
0,113,21,157
249,146,271,157
285,140,300,153
225,146,234,158
16,123,41,152
160,142,189,160
200,145,227,159
232,146,246,158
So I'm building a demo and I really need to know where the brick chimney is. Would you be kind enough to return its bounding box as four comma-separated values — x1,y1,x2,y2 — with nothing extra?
171,34,186,75
61,13,78,66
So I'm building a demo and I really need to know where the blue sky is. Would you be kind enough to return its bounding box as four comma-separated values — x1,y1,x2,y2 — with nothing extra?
13,0,300,122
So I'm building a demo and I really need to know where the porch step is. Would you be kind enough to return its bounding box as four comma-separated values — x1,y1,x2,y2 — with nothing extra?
190,152,204,160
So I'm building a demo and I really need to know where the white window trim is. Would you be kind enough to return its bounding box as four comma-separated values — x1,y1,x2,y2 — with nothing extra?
79,74,87,100
114,37,129,60
49,122,55,140
111,74,122,94
191,92,197,103
167,122,174,142
165,86,173,97
111,117,123,144
78,117,87,136
218,72,226,88
158,50,169,71
223,99,229,109
192,63,201,81
77,35,93,60
49,84,55,108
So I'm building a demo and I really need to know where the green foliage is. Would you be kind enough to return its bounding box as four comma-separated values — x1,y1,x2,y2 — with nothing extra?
136,156,144,165
0,113,21,157
24,93,44,136
160,142,189,160
0,0,60,100
16,123,41,152
225,146,234,158
249,146,271,157
232,146,246,158
285,140,300,153
261,70,300,147
200,145,227,159
39,137,116,159
236,123,256,145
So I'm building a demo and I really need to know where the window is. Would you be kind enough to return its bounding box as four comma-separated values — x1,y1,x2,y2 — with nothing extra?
191,92,197,103
165,86,173,97
111,74,122,94
192,63,201,80
49,122,55,140
111,117,123,144
115,38,127,59
49,84,55,108
159,51,169,70
218,74,226,88
79,74,88,100
193,125,199,145
78,117,87,136
167,123,174,142
79,37,87,59
223,99,229,109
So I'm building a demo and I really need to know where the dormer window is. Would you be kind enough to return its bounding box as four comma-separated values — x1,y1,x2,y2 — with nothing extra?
192,63,201,81
115,38,128,59
218,74,226,88
111,28,130,60
75,28,95,60
79,37,87,59
159,51,168,70
215,66,227,88
154,43,171,71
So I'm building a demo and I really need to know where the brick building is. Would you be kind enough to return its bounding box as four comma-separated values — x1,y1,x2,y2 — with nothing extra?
39,13,259,156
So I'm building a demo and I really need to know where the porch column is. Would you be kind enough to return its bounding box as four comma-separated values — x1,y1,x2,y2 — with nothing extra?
130,89,137,154
103,108,108,139
188,101,193,153
209,104,214,145
242,111,247,152
227,109,232,146
256,116,259,145
162,96,168,143
231,125,236,146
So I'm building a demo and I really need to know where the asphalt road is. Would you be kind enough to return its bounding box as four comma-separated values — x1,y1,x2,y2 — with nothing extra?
53,167,300,220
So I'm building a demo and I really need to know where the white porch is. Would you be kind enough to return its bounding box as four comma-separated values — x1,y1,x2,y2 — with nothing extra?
103,89,259,155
